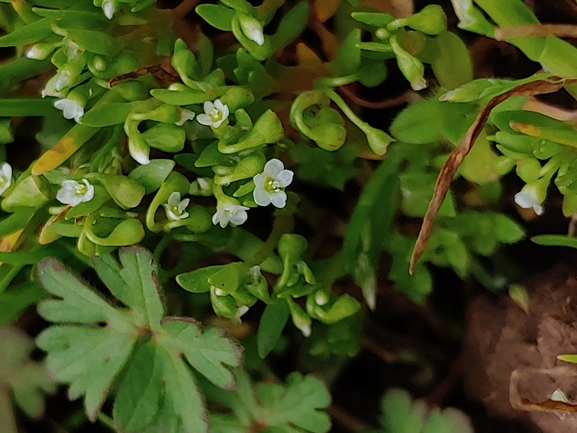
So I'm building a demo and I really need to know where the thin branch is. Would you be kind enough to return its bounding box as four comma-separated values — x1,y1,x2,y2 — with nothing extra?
339,86,409,109
329,405,373,433
495,24,577,40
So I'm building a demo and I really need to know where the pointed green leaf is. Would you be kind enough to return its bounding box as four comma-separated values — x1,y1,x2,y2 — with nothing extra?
257,301,290,358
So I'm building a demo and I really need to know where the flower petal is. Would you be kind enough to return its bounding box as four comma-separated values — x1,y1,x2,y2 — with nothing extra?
214,99,224,112
264,158,284,177
270,190,287,208
203,101,214,114
276,169,293,187
514,192,535,209
179,198,190,212
229,208,248,226
82,180,94,202
253,186,271,206
196,114,213,126
168,192,181,207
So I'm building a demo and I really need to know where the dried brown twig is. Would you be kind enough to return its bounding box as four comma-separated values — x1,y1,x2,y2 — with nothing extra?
409,76,576,274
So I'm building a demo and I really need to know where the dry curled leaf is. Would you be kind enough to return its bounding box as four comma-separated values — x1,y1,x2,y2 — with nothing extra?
109,63,179,87
409,76,575,274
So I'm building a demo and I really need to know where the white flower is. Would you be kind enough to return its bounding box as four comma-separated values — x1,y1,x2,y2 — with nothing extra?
253,158,294,208
212,202,249,228
163,192,190,221
102,0,115,20
56,179,94,207
514,186,544,215
239,15,265,46
54,98,84,123
0,163,12,195
175,109,195,126
197,99,229,128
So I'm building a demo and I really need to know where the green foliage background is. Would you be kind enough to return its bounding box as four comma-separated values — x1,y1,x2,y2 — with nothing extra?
1,0,577,431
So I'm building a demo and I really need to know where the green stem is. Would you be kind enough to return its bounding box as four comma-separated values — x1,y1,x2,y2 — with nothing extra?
323,88,369,133
0,264,23,294
315,75,358,88
97,413,116,432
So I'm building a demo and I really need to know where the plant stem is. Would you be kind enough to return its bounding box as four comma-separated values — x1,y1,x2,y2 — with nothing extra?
97,413,116,432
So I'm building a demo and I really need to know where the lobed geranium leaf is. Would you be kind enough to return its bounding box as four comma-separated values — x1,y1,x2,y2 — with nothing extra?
377,388,474,433
36,246,242,432
208,369,331,433
0,327,56,431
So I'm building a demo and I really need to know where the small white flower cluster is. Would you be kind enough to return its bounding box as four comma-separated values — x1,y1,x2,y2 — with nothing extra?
253,159,294,208
197,100,229,128
212,159,294,229
163,192,190,221
53,98,84,123
212,203,250,228
57,179,94,207
514,185,544,215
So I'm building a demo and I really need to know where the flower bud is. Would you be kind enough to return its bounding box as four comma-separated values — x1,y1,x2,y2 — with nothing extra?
514,179,548,215
390,35,426,91
189,177,214,196
286,298,312,337
210,286,239,319
102,0,116,20
26,42,60,60
245,266,270,301
231,13,273,61
124,118,150,165
238,13,265,46
390,5,447,35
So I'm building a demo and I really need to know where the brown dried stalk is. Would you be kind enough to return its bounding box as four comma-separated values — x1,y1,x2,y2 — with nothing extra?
409,76,575,274
495,24,577,40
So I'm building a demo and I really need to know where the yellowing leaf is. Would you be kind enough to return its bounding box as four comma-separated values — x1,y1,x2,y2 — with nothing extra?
313,0,340,23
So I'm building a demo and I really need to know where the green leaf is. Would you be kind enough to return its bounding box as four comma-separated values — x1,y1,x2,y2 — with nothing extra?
558,354,577,364
429,31,473,89
0,283,46,324
0,18,52,47
0,208,36,238
0,327,56,431
257,301,290,358
391,96,477,145
129,159,175,194
196,4,235,31
36,247,242,430
0,98,57,117
531,234,577,249
343,154,400,309
208,369,331,433
377,388,473,433
270,2,309,52
493,214,525,244
81,102,140,127
112,342,164,432
64,29,113,55
176,265,224,294
351,11,394,27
